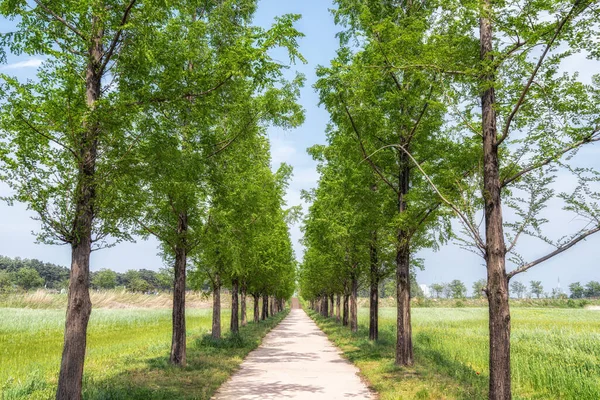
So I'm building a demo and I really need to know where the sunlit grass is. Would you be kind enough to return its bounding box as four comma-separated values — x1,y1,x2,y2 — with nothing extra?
308,306,600,400
0,307,287,399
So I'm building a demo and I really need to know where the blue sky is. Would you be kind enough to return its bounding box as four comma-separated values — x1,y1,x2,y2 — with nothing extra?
1,0,599,295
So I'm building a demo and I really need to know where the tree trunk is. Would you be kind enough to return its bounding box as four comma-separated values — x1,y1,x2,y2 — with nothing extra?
336,294,341,322
56,17,102,400
350,273,358,332
396,240,413,366
56,241,93,400
270,296,275,316
370,235,379,341
395,146,413,365
230,278,239,335
480,3,511,398
241,283,247,327
171,234,187,366
342,294,349,326
262,294,268,320
329,294,334,317
212,275,221,339
253,294,260,323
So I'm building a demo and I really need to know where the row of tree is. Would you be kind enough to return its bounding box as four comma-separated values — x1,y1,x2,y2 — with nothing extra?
300,1,599,400
0,1,301,399
0,255,176,292
0,255,69,289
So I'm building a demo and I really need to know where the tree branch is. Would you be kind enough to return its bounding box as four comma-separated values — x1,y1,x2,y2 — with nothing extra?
507,224,600,279
498,0,584,145
339,94,399,195
382,143,486,250
205,114,257,159
132,75,233,106
33,0,86,41
17,114,80,160
502,129,600,187
100,0,137,74
136,218,175,250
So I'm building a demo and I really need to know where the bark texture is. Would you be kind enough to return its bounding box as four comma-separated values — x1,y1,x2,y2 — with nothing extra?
395,151,413,365
321,294,329,317
342,294,349,326
369,236,379,341
253,294,260,323
241,283,247,326
230,278,239,334
336,294,341,322
350,273,358,332
212,275,221,339
262,294,268,320
395,241,413,366
170,212,188,366
328,295,333,317
480,3,511,398
56,23,102,399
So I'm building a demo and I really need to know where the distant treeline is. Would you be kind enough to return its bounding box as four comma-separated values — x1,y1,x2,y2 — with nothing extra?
0,255,176,293
369,276,600,300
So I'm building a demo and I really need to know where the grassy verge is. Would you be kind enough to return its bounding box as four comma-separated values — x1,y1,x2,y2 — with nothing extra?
1,307,288,399
306,306,600,400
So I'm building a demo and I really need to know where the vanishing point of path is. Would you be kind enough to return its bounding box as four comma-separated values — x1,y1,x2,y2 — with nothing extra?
213,301,375,400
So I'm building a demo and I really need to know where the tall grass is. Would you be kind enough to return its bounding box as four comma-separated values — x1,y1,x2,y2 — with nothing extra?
308,307,600,399
0,289,224,309
0,307,287,399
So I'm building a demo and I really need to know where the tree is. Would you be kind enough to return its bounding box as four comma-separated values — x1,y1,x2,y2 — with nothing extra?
448,280,467,299
430,283,444,299
530,281,544,299
156,268,173,291
314,0,458,362
125,1,304,364
384,1,600,396
0,270,12,292
472,279,487,299
0,256,69,288
569,282,585,299
0,1,160,397
92,269,117,290
510,281,527,299
128,277,150,293
15,268,44,291
585,281,600,298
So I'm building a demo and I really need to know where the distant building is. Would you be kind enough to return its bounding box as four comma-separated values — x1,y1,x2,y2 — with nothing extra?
420,284,431,298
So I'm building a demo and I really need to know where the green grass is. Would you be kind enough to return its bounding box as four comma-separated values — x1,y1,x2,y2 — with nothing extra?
307,307,600,400
0,307,287,399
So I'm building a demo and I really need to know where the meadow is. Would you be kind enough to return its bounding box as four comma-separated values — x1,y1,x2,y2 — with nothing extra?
0,304,286,399
308,307,600,400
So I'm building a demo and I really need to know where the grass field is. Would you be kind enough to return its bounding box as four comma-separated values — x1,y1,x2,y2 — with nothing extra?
308,307,600,400
0,289,221,309
0,306,286,399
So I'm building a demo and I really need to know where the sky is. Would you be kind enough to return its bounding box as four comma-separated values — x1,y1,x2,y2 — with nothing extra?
0,0,599,296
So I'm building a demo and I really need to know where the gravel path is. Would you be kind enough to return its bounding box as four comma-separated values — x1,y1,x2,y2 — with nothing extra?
212,307,375,399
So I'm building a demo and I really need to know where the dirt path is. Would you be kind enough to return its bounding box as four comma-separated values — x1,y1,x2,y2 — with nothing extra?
212,307,375,399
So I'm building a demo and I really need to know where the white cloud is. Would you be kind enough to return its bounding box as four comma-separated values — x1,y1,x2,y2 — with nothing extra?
270,143,297,168
292,168,319,186
2,58,44,70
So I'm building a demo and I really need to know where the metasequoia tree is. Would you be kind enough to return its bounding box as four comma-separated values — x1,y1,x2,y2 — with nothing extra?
192,137,298,337
300,133,395,335
386,0,600,398
0,1,157,398
125,0,304,359
314,0,459,364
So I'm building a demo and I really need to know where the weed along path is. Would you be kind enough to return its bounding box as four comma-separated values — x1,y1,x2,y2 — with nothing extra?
213,305,375,399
